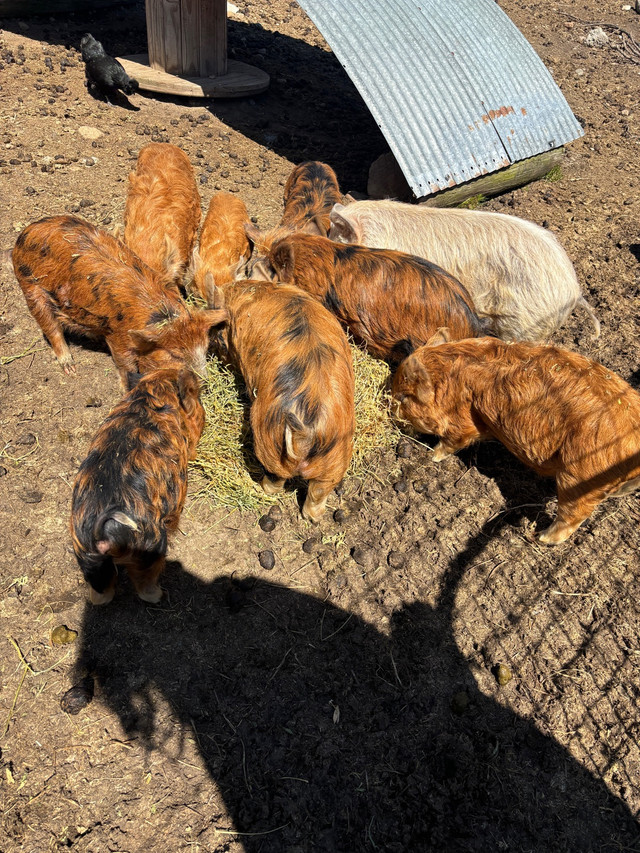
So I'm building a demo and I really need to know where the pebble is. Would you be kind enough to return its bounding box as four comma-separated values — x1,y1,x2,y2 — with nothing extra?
0,466,7,477
77,125,102,140
585,27,609,47
258,549,275,570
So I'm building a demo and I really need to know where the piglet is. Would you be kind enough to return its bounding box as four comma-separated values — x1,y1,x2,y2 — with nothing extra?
191,192,251,299
71,367,205,604
329,199,600,342
265,232,488,364
12,215,226,383
281,160,343,236
124,143,201,288
210,277,355,521
392,332,640,543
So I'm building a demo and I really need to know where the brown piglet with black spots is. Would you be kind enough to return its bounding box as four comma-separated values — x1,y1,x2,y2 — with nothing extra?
71,367,205,604
392,332,640,544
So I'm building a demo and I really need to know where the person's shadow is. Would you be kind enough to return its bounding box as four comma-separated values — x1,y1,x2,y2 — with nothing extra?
73,532,639,852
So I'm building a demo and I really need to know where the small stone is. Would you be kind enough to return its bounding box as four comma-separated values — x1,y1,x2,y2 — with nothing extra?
77,125,102,140
494,664,513,686
258,549,275,570
393,479,409,494
302,536,320,554
18,490,43,504
387,550,405,569
451,690,470,715
51,625,78,646
79,198,94,208
333,507,349,524
267,504,283,521
24,186,36,195
258,515,276,532
0,466,7,477
199,174,208,185
60,676,94,714
352,546,379,570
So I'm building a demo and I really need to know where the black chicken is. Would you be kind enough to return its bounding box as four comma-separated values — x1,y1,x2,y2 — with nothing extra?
80,33,139,102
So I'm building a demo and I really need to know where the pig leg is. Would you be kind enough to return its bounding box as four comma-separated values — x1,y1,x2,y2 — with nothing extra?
262,474,286,495
302,478,335,523
431,429,482,462
22,285,75,373
81,556,117,605
126,555,165,604
538,480,603,545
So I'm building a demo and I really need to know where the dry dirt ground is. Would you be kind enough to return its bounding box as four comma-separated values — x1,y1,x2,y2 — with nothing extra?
1,1,640,851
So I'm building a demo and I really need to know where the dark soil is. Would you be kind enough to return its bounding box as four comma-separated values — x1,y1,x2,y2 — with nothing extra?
1,2,639,851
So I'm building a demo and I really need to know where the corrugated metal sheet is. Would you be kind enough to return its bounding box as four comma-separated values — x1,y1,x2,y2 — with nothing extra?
296,0,584,198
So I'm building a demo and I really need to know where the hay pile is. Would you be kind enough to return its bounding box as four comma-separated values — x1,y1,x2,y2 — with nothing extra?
190,343,402,510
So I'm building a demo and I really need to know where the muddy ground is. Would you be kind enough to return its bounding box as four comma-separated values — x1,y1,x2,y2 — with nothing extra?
1,1,640,851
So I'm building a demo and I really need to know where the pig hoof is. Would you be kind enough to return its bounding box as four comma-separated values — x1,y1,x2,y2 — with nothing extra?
261,475,285,495
431,443,452,462
89,585,115,605
302,501,326,524
137,584,163,604
538,524,573,545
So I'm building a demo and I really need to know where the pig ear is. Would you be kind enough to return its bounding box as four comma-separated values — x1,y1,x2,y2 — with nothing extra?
129,327,161,354
271,242,295,282
329,207,359,243
302,214,327,237
177,369,200,414
426,327,451,347
400,355,432,404
343,194,356,204
244,222,262,249
190,247,203,274
162,236,182,284
202,306,228,330
251,258,274,281
204,273,225,311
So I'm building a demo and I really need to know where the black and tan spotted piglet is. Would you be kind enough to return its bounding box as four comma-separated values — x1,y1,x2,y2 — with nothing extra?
212,279,355,522
12,215,226,385
70,367,205,604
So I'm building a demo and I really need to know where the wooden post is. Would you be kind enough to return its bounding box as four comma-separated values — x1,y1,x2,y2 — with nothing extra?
146,0,227,77
118,0,269,98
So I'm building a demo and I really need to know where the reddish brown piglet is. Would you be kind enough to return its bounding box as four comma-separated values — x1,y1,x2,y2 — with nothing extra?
281,160,343,236
392,332,640,544
212,279,355,522
12,215,226,384
191,192,251,299
266,232,488,364
123,143,201,287
71,367,205,604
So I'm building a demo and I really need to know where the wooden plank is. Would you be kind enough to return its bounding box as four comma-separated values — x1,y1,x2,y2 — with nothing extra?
418,149,565,207
146,0,183,74
180,0,227,77
117,55,269,98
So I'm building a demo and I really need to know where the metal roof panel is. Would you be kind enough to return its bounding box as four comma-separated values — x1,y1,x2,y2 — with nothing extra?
297,0,584,197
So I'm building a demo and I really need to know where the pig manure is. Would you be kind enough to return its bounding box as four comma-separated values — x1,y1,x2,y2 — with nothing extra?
258,514,276,532
450,690,470,715
387,550,405,569
18,490,43,504
60,676,94,715
258,549,275,570
333,507,349,524
0,466,7,477
85,397,103,407
393,479,409,494
15,432,36,446
396,439,413,458
50,625,78,646
493,663,513,686
352,546,379,570
302,536,320,554
267,504,283,521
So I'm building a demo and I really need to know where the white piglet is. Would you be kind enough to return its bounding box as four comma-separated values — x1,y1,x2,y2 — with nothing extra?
329,199,599,343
